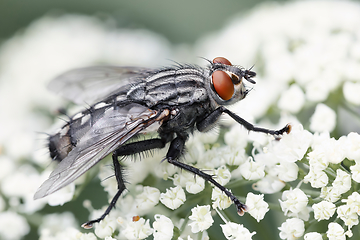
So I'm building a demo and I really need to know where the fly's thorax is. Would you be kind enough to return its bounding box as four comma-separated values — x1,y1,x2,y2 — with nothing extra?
206,62,255,106
126,67,209,106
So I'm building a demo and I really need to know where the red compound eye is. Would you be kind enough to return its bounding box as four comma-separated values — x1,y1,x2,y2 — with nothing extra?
213,57,232,66
212,57,234,101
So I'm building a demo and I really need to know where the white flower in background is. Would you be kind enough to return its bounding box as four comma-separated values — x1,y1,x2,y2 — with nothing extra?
327,222,346,240
312,201,336,221
135,186,160,212
160,186,186,210
153,214,174,240
343,81,360,105
277,84,305,113
239,157,265,180
0,196,4,212
0,211,30,240
211,188,232,210
220,222,256,240
38,212,78,238
245,192,269,222
278,218,305,240
78,232,99,240
279,188,308,216
40,227,82,240
304,232,323,240
309,104,336,133
188,205,214,233
119,217,153,240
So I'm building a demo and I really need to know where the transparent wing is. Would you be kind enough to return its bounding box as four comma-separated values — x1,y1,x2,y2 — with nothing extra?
48,66,150,104
34,103,167,199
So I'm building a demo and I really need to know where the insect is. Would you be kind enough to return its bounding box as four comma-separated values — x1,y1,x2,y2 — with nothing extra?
34,57,291,229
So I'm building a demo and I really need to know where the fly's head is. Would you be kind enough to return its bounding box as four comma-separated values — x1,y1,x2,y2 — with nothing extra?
208,57,256,105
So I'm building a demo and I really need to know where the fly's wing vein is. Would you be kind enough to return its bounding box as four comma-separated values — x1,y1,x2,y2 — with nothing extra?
48,66,150,104
34,104,160,199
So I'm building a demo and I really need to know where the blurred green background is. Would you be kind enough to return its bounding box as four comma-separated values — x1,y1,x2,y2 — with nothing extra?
0,0,289,45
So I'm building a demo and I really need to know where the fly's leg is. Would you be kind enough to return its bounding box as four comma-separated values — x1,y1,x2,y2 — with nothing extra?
197,106,291,135
166,137,247,216
82,138,167,229
82,154,126,229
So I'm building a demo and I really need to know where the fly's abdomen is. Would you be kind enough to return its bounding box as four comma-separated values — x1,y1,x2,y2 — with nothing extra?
49,103,109,161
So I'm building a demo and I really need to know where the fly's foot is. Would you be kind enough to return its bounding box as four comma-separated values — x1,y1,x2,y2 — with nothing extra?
81,218,102,229
232,197,248,216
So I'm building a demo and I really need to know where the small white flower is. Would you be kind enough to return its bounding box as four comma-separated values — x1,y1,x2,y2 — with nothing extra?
278,218,305,240
309,103,336,133
224,125,249,150
245,192,269,222
311,137,346,164
343,81,360,105
214,165,232,185
119,217,153,240
188,205,214,233
173,172,205,194
304,169,328,188
320,187,341,203
0,211,30,240
327,222,346,240
211,188,232,210
269,125,312,163
253,174,286,194
153,214,174,240
275,161,299,182
160,186,186,210
277,84,305,113
304,232,323,240
336,205,359,227
312,201,336,221
239,157,265,180
94,217,117,239
307,149,329,170
345,132,360,161
279,188,308,215
332,169,351,194
220,221,256,240
135,186,160,211
344,192,360,214
185,176,205,194
350,161,360,183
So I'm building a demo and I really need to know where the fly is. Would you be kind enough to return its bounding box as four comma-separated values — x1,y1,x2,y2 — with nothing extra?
34,57,291,229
